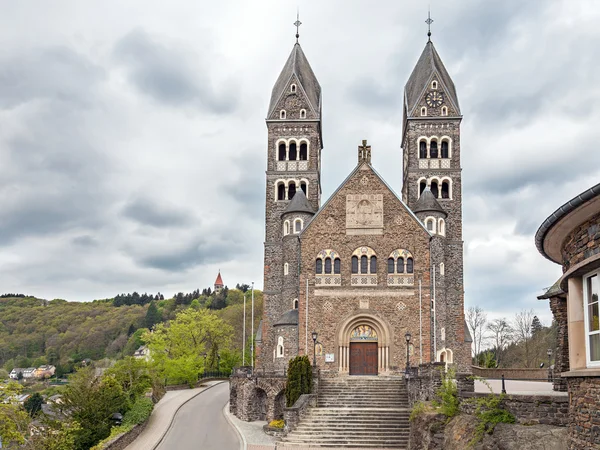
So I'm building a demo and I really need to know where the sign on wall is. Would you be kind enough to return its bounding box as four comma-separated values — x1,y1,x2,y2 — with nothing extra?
325,353,335,363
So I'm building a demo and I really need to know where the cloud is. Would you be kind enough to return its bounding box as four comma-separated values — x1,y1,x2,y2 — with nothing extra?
113,29,237,114
122,197,195,228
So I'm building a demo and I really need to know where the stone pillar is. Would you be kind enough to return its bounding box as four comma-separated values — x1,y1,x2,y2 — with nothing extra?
549,295,569,391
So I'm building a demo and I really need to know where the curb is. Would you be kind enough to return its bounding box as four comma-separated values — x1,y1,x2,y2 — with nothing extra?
223,402,247,450
151,380,226,450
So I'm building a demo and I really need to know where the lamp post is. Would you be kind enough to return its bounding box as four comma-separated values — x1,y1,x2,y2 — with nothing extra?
312,331,318,367
547,348,553,382
203,353,207,375
217,353,221,374
405,331,412,375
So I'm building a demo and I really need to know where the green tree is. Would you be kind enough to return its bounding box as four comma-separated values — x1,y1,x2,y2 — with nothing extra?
60,367,128,450
104,357,153,406
145,300,162,329
26,420,81,450
0,381,30,446
285,356,313,407
144,309,232,386
24,392,43,417
0,368,8,379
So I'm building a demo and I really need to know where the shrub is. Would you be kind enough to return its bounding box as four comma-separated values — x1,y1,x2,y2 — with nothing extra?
432,367,459,419
268,419,285,429
409,401,428,421
122,396,154,427
285,356,313,407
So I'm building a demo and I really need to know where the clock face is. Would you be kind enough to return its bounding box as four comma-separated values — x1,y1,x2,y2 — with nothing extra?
426,91,444,108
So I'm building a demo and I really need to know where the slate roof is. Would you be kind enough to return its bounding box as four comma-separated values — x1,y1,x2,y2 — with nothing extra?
273,309,299,327
537,278,566,300
283,188,315,215
268,43,321,118
404,41,460,116
412,186,447,215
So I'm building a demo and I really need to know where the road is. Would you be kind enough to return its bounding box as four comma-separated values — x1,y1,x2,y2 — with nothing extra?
156,382,241,450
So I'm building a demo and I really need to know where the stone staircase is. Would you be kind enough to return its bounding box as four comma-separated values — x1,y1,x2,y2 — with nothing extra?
279,376,410,448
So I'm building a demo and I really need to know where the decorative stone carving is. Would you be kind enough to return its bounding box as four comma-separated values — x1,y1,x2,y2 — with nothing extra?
346,194,383,234
359,299,369,309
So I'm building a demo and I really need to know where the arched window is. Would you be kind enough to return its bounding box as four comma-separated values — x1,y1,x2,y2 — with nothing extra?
277,336,284,358
334,258,341,274
441,141,449,158
426,218,435,233
299,143,308,160
324,257,332,274
315,259,323,274
351,256,359,274
288,182,297,199
406,257,414,274
419,181,427,196
289,142,297,161
278,143,286,161
430,141,438,158
280,110,286,119
440,262,445,276
360,255,368,274
421,107,427,116
293,299,299,309
441,327,446,341
432,80,438,89
441,181,450,199
441,106,448,116
277,183,286,201
300,109,306,119
300,182,307,195
290,84,296,93
431,181,439,198
284,263,289,276
294,218,302,233
388,258,395,274
283,221,290,236
438,219,446,236
397,257,404,273
370,256,377,274
419,141,427,159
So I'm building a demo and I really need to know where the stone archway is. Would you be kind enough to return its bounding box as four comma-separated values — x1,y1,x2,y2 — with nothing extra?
337,313,392,375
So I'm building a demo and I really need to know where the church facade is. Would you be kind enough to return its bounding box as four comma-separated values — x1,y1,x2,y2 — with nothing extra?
256,33,471,377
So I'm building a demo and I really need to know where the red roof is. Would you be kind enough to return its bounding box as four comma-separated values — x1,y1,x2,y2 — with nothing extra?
214,272,224,287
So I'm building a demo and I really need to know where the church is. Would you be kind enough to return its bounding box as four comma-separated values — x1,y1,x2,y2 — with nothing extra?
255,25,471,378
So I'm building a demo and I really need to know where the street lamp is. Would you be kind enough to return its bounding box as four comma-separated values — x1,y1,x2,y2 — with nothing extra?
547,348,553,382
404,331,411,375
312,331,318,367
405,331,412,374
217,353,221,373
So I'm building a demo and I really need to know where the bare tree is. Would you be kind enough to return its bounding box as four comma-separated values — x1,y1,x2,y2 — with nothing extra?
513,309,535,367
466,306,487,361
487,318,513,366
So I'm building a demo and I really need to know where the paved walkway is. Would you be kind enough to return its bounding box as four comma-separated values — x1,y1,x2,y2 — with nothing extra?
223,403,277,450
475,379,567,396
125,380,223,450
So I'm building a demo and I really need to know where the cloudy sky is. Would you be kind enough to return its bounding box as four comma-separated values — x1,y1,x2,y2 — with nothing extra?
0,0,598,323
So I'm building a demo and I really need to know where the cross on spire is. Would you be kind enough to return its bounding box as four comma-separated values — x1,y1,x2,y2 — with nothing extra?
294,10,302,43
425,9,434,42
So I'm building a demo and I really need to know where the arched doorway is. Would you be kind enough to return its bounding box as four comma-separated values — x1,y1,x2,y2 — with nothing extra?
337,314,391,375
349,325,378,375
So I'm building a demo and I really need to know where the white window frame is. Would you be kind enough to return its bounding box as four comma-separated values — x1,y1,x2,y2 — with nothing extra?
280,110,286,119
431,80,438,90
294,218,303,233
583,270,600,367
300,109,306,119
284,262,289,276
277,336,284,358
290,84,297,93
421,106,427,117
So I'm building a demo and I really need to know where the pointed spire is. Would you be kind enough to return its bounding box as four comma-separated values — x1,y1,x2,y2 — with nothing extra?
283,188,315,215
214,271,224,288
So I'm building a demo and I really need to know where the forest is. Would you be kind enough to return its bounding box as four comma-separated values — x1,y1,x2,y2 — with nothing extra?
0,286,263,377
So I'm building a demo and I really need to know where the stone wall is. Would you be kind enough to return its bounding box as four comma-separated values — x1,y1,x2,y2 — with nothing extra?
406,363,473,407
561,211,600,270
567,376,600,449
229,367,287,422
460,392,569,427
283,394,316,434
549,296,569,391
470,366,549,381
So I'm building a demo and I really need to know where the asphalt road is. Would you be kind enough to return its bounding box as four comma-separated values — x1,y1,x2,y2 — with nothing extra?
156,382,241,450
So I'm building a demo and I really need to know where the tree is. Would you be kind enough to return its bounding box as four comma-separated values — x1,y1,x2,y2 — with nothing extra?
513,309,535,368
59,366,128,450
145,301,162,329
466,306,487,361
531,316,543,335
0,381,30,446
104,357,153,406
144,308,233,387
24,392,43,417
487,318,513,367
236,283,250,293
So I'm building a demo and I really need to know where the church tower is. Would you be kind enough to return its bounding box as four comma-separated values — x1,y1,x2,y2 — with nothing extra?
258,33,323,369
402,33,470,370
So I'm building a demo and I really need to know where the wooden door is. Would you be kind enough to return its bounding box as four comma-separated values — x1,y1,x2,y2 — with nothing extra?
349,342,378,375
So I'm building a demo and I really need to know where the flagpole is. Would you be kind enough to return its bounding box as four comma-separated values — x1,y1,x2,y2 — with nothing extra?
251,282,254,370
242,292,246,366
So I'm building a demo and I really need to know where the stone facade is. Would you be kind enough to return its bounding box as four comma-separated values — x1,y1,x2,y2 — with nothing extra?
561,212,600,271
229,367,287,422
549,296,569,391
566,377,600,448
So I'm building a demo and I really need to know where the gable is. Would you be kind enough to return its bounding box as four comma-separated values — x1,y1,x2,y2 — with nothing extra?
268,74,318,120
409,72,460,118
303,162,431,238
